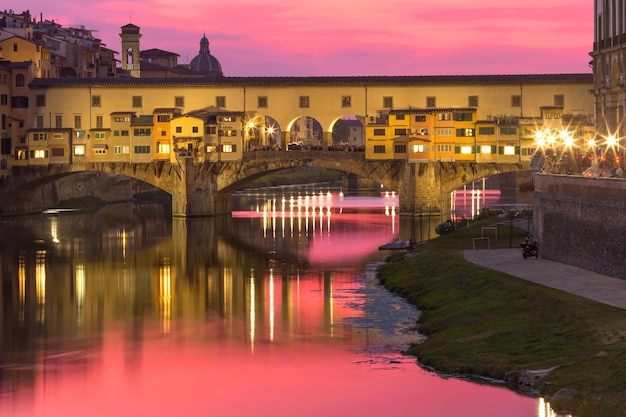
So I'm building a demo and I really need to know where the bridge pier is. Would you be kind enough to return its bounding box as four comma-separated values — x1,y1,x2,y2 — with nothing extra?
397,162,450,220
172,159,232,217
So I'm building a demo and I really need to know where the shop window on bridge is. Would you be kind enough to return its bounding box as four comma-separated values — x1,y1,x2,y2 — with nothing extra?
414,115,426,122
554,94,564,106
373,128,386,136
15,149,27,160
500,126,517,135
478,127,495,135
394,128,407,136
157,115,171,122
158,143,170,154
1,138,10,155
132,96,142,108
114,146,129,154
74,145,86,156
456,146,473,155
437,144,452,152
206,126,217,134
133,145,151,154
33,133,47,141
394,144,407,153
456,128,474,137
456,128,474,138
52,133,63,140
373,145,385,153
94,132,106,139
31,150,47,159
219,116,234,122
133,128,151,136
453,113,473,121
222,144,237,153
413,144,427,153
218,129,237,137
479,145,496,154
51,148,64,157
437,113,450,121
500,145,517,155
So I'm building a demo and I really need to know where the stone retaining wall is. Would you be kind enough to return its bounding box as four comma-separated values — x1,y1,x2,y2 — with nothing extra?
534,173,626,279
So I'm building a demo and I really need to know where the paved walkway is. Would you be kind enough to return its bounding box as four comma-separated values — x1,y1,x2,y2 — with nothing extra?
463,248,626,310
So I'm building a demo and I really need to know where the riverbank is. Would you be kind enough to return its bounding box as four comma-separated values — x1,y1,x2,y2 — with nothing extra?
378,216,626,417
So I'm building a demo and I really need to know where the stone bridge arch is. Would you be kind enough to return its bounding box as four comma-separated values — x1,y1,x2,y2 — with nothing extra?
217,150,404,194
0,155,532,218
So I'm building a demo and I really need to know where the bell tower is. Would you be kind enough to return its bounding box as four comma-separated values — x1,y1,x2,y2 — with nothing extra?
120,23,142,78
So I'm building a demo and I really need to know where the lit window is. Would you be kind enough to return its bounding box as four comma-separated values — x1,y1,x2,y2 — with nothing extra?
413,144,427,153
158,143,170,154
504,146,516,155
34,149,46,158
460,146,472,154
480,145,492,154
74,145,86,155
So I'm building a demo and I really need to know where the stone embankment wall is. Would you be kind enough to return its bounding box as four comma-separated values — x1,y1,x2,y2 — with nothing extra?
534,174,626,279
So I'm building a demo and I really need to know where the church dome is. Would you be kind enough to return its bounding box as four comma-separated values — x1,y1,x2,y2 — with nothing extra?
189,34,223,77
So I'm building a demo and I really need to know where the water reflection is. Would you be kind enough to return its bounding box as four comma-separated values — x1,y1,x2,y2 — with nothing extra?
0,198,565,417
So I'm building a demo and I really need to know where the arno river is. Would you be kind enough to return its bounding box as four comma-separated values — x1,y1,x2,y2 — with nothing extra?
0,186,562,417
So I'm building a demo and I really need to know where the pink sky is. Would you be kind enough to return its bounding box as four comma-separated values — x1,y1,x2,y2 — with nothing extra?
6,0,593,76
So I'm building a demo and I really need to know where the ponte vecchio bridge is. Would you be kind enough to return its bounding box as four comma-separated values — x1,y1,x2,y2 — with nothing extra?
1,150,531,217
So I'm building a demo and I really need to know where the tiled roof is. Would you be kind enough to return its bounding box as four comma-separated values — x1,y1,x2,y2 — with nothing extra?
389,107,476,114
29,73,593,88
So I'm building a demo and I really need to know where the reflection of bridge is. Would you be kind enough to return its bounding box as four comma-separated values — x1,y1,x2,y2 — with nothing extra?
1,150,531,217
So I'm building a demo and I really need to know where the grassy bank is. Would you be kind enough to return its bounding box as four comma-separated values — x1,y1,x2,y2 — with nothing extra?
378,216,626,417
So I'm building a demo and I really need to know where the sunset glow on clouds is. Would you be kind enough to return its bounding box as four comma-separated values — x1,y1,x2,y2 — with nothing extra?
7,0,592,76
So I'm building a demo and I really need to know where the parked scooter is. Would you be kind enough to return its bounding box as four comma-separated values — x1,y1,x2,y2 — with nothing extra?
520,234,538,259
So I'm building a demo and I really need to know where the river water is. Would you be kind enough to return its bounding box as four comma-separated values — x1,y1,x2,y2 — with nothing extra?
0,186,562,417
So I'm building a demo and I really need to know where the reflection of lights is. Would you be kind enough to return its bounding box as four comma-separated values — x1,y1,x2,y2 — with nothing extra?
76,264,85,327
269,269,274,343
18,253,25,322
537,398,562,417
223,267,233,316
249,269,256,353
159,258,172,334
36,250,46,324
50,216,60,243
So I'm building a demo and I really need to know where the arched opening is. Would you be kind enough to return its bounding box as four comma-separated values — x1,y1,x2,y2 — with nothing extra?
244,115,281,151
126,48,134,65
330,116,365,150
287,116,323,149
